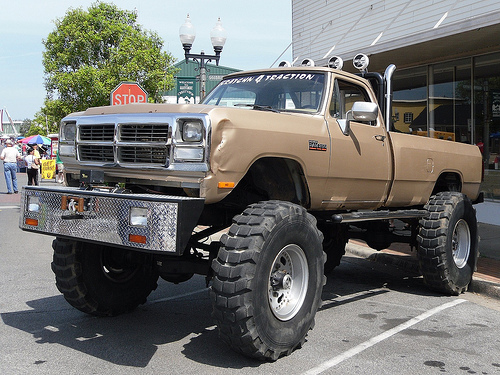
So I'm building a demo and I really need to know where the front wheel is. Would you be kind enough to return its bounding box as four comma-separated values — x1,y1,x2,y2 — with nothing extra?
417,192,478,295
210,201,325,361
51,239,159,316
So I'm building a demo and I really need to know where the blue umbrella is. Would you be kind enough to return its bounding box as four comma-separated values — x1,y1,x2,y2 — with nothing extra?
21,134,51,145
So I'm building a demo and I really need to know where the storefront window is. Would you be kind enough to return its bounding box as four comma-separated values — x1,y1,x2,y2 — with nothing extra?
429,59,471,143
393,67,427,133
475,52,500,199
392,54,500,199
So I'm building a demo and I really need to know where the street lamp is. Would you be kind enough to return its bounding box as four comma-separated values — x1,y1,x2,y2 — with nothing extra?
179,14,227,101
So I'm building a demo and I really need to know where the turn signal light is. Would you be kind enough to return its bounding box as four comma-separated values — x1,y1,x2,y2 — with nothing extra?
129,234,147,244
25,218,39,226
218,182,235,189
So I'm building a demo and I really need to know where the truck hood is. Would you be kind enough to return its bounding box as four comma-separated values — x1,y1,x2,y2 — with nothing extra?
73,103,217,117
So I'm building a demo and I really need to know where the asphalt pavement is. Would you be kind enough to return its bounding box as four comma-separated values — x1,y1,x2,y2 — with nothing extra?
2,163,499,301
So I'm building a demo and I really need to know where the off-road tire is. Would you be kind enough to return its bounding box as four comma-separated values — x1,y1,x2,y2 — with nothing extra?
51,238,159,316
417,192,478,295
210,201,326,361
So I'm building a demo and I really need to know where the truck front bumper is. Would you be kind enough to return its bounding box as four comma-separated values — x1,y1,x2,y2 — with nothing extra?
19,186,204,255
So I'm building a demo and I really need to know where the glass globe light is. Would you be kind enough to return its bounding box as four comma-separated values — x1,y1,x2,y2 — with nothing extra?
179,14,196,47
210,18,227,52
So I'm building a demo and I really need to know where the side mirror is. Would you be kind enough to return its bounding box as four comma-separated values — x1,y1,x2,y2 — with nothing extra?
351,101,378,122
337,102,378,136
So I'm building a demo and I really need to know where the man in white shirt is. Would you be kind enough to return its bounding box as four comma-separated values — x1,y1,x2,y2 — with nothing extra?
0,139,21,194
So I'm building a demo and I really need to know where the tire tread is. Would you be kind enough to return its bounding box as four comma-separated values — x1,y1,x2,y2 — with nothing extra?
211,201,325,361
417,192,478,295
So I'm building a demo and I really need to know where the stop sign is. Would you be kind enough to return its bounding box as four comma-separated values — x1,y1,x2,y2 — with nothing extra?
110,82,148,105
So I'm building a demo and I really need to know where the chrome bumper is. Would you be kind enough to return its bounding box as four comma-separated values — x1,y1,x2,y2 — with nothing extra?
19,186,204,254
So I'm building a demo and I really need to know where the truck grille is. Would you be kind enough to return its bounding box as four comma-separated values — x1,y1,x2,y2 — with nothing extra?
77,121,170,165
80,124,115,141
119,146,168,164
79,145,114,162
120,123,169,142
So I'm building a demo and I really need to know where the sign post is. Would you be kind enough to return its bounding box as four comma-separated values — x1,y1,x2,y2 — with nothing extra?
111,82,148,105
177,78,196,104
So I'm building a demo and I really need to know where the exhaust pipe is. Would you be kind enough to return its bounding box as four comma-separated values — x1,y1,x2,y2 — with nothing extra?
384,64,396,132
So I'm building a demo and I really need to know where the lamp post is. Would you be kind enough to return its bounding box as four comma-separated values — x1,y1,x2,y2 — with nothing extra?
179,15,227,102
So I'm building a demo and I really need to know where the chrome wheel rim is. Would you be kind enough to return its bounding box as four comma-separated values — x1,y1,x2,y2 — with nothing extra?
452,219,470,269
268,244,309,321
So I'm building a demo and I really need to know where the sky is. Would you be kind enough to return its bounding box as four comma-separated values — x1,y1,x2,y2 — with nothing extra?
0,0,292,121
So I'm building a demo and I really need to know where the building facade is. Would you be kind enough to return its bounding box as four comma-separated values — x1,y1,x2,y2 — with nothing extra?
292,0,500,199
0,119,22,138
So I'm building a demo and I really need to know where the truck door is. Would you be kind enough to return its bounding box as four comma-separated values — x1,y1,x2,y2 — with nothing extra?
323,78,392,210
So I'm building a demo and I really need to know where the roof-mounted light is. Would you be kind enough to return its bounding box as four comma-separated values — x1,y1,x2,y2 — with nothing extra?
300,58,315,67
278,60,292,67
353,53,370,72
328,56,343,70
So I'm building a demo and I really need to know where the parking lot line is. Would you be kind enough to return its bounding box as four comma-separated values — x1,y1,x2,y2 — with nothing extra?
148,288,208,305
303,298,467,375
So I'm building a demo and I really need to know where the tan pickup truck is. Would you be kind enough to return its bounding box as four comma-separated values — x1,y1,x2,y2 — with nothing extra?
19,57,483,361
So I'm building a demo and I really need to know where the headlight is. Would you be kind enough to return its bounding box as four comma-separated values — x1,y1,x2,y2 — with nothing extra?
129,207,148,227
27,196,40,212
181,120,203,142
61,122,76,141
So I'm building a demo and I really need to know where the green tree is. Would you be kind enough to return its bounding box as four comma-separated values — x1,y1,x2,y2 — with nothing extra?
19,119,33,136
42,1,177,124
25,122,47,137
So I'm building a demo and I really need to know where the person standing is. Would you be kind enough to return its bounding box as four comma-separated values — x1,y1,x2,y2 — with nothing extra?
30,144,42,176
31,144,41,159
0,139,21,194
24,147,40,186
55,150,65,184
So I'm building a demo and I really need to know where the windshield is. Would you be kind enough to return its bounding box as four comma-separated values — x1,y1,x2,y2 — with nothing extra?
203,72,326,113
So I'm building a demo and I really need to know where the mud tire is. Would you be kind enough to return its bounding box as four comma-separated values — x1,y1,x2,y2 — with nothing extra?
210,201,326,361
51,238,158,316
417,192,478,295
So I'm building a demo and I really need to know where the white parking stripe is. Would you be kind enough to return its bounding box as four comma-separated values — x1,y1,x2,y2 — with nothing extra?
148,288,208,304
304,298,467,375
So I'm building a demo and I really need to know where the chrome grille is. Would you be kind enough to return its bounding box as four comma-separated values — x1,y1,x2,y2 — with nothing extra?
65,113,209,172
79,145,114,162
80,124,115,141
120,123,169,142
75,121,170,165
119,146,168,164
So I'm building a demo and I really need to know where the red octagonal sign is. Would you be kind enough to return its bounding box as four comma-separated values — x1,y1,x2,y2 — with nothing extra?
110,82,148,105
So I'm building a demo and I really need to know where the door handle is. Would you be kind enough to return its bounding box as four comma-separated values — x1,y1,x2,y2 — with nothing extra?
374,134,386,142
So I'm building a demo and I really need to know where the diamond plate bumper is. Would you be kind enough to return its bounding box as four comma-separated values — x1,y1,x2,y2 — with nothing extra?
19,186,204,254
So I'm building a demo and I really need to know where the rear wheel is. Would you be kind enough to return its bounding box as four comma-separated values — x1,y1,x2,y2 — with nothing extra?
211,201,325,361
51,238,159,316
417,192,478,295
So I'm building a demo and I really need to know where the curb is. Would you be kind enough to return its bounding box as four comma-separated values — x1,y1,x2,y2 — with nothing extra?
468,279,500,300
345,242,500,301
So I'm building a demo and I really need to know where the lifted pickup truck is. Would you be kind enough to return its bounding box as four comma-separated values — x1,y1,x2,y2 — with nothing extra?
19,55,483,361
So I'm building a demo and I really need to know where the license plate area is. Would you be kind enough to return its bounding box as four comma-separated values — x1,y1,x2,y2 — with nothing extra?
61,195,89,213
